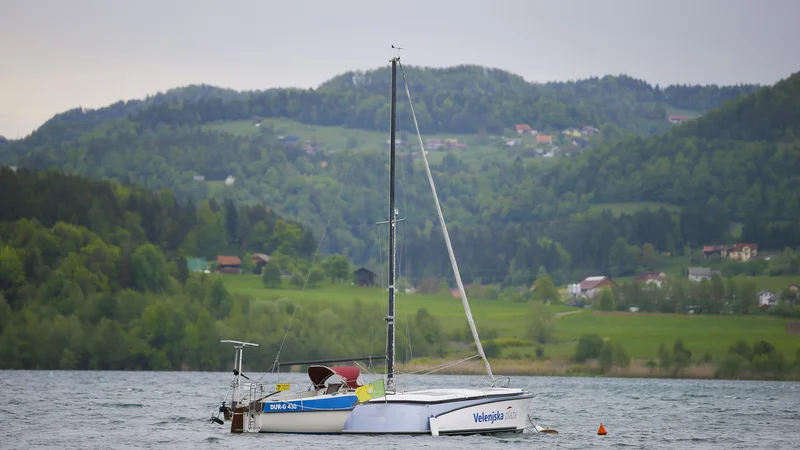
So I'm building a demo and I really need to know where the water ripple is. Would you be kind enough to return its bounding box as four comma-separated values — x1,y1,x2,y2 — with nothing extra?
0,371,798,449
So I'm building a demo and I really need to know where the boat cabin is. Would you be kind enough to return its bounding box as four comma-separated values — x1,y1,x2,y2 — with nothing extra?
307,365,364,394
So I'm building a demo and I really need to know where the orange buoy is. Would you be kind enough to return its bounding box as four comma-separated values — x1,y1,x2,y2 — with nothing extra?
597,423,607,435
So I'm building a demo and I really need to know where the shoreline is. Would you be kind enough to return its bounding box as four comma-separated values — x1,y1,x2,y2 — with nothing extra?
396,358,800,381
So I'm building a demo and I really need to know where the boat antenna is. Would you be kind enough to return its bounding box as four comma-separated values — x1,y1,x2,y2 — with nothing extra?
385,54,399,393
391,44,403,58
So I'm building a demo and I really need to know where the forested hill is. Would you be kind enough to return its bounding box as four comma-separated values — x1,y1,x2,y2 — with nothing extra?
15,85,248,147
3,66,759,150
670,71,800,142
316,65,759,134
545,70,800,223
0,166,316,312
0,167,407,371
0,68,794,288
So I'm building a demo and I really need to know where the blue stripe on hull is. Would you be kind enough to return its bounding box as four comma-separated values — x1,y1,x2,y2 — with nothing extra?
262,394,358,413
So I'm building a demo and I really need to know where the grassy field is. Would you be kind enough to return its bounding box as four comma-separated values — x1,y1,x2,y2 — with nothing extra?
553,311,797,359
586,201,681,217
200,118,555,166
730,275,800,292
219,274,799,363
219,274,571,336
202,118,488,154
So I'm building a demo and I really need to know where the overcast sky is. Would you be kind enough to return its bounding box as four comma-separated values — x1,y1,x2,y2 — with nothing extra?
1,0,798,139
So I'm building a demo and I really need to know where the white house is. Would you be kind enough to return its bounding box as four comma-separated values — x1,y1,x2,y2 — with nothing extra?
225,175,235,186
758,290,777,308
568,276,615,299
687,267,716,282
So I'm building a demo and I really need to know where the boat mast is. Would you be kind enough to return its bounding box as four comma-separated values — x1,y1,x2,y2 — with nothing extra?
386,56,398,393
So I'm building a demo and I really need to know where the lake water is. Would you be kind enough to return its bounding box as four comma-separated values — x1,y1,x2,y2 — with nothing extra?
0,371,798,449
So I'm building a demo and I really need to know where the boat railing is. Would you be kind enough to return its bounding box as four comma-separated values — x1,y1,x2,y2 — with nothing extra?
242,383,266,432
478,375,511,389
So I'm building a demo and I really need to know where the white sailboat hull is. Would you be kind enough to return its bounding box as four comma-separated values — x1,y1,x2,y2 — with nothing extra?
342,388,533,435
256,410,353,434
433,395,531,435
249,392,360,434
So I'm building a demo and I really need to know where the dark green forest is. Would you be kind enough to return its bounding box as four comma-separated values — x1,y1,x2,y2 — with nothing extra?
0,168,449,369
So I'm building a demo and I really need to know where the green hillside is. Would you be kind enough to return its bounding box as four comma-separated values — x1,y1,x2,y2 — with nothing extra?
0,68,794,288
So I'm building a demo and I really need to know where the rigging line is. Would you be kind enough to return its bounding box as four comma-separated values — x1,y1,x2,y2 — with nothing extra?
397,354,482,379
263,164,351,379
265,303,299,376
398,61,494,381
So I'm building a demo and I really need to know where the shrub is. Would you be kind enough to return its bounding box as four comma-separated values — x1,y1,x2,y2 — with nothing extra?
575,334,604,362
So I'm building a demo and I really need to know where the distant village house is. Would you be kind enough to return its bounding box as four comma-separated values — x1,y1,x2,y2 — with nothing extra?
225,175,235,186
581,126,600,135
687,267,720,282
568,276,616,298
186,257,208,273
353,267,376,287
251,253,270,275
728,243,758,261
668,115,690,124
536,134,553,145
636,271,666,287
216,255,242,274
425,138,443,150
702,243,758,262
758,290,777,310
515,124,536,135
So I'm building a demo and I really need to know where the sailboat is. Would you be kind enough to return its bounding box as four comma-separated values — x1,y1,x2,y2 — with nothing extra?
340,55,534,435
211,54,533,436
212,340,385,434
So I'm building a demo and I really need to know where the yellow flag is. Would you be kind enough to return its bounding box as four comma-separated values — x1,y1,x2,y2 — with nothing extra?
355,379,385,402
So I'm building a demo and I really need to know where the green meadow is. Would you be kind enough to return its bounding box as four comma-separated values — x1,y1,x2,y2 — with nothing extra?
200,118,555,165
220,274,799,362
219,274,571,334
553,311,797,359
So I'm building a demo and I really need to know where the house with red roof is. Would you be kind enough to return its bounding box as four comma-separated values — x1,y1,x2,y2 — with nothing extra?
636,271,666,287
216,255,242,274
702,243,758,261
515,124,535,135
568,276,616,299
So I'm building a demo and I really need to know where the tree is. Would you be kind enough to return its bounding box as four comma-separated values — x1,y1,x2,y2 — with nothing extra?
640,243,660,270
575,334,604,362
597,288,615,311
0,245,25,308
261,263,282,288
224,198,239,247
672,338,692,375
322,255,350,283
526,302,555,345
307,268,325,288
130,243,169,293
533,274,559,303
